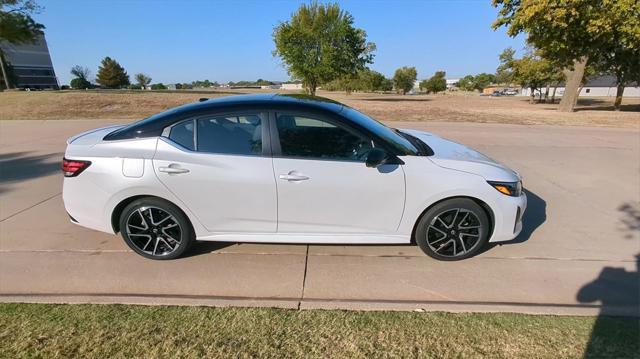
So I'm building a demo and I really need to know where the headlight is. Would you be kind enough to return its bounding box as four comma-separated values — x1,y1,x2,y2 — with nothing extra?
487,181,522,197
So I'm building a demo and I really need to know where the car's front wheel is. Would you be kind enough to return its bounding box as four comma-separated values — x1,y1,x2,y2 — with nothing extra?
415,198,490,261
119,198,194,260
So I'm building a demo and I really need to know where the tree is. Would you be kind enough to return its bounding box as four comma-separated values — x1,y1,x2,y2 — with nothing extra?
322,69,391,93
134,73,151,89
380,78,393,92
393,66,417,95
358,69,387,92
0,0,44,89
457,75,476,91
69,65,91,89
272,2,375,96
70,65,90,80
70,77,91,89
510,52,557,104
420,71,447,94
150,83,167,90
95,56,130,88
472,73,496,91
493,0,640,112
495,48,515,84
256,78,274,86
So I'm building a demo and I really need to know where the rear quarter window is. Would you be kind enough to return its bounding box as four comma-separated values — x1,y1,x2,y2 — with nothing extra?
168,120,195,150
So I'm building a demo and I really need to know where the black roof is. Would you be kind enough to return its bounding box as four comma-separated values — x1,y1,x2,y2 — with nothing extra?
159,93,344,114
104,93,346,141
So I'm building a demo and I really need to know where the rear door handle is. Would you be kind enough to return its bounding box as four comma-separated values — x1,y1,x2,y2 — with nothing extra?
279,172,309,181
158,165,190,174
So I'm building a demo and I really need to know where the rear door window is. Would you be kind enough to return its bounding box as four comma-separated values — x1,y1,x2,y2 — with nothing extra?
196,114,263,155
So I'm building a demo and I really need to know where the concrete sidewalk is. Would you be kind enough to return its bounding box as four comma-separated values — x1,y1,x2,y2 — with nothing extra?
1,119,638,316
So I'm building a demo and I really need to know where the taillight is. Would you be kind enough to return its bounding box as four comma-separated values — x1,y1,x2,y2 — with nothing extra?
62,158,91,177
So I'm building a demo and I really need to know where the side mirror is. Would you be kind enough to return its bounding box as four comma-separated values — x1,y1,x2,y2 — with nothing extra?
365,148,389,168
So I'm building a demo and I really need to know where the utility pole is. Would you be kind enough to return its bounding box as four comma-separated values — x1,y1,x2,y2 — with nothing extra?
0,51,10,90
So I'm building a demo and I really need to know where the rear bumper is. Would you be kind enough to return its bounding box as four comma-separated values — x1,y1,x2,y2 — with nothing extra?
63,176,116,234
488,191,527,243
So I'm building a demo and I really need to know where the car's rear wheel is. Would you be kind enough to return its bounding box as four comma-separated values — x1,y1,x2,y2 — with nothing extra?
119,198,194,260
415,198,490,261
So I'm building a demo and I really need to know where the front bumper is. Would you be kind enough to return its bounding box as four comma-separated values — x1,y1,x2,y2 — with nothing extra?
488,191,527,243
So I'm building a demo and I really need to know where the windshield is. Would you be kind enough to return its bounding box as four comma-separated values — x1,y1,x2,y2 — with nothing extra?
340,107,419,156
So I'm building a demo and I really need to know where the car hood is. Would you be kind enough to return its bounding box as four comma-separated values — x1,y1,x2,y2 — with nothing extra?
400,129,520,182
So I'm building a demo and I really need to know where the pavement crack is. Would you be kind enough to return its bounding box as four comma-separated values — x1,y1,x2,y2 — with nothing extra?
298,245,310,310
0,192,61,222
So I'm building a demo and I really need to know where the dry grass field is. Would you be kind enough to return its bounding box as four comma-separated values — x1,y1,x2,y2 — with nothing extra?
1,89,639,128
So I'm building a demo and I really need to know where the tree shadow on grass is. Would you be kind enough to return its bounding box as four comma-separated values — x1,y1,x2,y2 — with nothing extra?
576,202,639,358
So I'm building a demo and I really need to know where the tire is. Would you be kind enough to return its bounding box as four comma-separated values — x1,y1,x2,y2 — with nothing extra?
415,198,490,261
119,197,194,260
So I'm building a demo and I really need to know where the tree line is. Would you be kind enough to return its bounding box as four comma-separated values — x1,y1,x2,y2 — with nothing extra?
3,0,637,111
68,57,157,90
272,1,638,110
492,0,639,111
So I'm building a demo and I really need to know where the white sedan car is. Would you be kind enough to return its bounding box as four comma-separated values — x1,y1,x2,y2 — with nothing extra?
63,94,526,260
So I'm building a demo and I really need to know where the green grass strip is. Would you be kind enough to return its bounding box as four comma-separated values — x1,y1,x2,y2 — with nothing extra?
0,303,637,358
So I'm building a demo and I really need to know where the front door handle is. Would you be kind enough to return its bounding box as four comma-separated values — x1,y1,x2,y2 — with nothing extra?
279,171,309,181
158,165,190,174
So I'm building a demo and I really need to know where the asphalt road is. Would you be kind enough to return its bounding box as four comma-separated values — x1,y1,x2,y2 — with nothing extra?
1,119,638,315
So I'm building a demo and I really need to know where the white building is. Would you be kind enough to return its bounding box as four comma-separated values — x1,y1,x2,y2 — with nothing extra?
446,78,459,89
520,75,640,97
281,83,303,90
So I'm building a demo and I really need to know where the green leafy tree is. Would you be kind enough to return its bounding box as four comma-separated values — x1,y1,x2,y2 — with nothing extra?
70,65,90,80
150,83,167,90
272,2,375,96
358,69,387,92
472,73,496,91
493,0,640,111
192,79,219,88
0,0,44,89
457,75,476,91
69,65,91,89
323,69,390,93
134,73,151,89
420,71,447,94
256,78,274,86
95,56,130,88
70,77,91,89
380,78,393,92
393,66,417,95
495,48,515,84
510,52,557,103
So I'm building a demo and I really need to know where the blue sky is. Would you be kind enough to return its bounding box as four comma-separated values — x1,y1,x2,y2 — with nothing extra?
37,0,525,85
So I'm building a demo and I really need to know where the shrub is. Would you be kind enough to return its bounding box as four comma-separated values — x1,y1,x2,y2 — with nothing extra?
150,83,167,90
70,77,92,89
